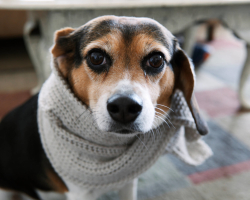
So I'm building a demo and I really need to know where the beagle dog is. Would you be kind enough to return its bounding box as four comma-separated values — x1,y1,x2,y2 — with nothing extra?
0,16,208,200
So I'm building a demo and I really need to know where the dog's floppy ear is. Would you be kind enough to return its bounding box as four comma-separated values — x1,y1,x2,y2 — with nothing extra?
51,27,77,78
171,40,208,135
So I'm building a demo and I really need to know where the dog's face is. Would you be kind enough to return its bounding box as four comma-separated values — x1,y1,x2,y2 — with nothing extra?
52,16,208,135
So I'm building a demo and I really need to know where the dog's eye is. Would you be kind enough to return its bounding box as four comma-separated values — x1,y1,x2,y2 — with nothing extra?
142,52,165,75
89,51,105,65
148,54,163,68
86,49,112,74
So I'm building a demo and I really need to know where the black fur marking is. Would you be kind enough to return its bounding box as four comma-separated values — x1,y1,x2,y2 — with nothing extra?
172,38,178,57
79,20,115,52
141,23,169,49
88,20,115,43
85,20,170,55
119,24,136,43
57,19,171,72
0,94,63,199
57,36,74,54
61,20,115,68
116,22,169,49
73,26,90,67
170,50,185,69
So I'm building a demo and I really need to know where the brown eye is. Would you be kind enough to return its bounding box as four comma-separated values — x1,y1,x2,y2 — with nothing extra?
149,54,163,68
89,51,105,65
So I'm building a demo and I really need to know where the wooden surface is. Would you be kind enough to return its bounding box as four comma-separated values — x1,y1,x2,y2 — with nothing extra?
0,0,250,10
0,10,26,37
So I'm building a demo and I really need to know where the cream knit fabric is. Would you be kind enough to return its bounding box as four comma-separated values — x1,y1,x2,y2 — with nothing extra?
38,67,212,190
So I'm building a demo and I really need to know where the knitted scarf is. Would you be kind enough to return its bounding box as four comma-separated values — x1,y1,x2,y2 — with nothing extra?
38,67,212,190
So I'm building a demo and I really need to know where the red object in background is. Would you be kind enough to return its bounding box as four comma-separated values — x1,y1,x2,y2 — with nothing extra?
189,160,250,185
195,87,240,118
0,91,31,119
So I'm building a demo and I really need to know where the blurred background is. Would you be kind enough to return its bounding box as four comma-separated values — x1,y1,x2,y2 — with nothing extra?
0,1,250,200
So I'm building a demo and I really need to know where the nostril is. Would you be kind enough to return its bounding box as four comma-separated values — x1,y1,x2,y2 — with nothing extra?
107,93,143,124
107,104,119,113
128,104,142,114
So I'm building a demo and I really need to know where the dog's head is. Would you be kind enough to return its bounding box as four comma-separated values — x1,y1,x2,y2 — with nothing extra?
51,16,208,135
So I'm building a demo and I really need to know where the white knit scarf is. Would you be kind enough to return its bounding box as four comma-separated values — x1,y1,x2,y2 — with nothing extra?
38,67,212,190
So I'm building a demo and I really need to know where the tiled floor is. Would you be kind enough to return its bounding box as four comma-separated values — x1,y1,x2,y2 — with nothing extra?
100,25,250,200
0,25,250,200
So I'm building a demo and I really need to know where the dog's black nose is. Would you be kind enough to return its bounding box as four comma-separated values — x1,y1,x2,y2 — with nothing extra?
107,94,143,124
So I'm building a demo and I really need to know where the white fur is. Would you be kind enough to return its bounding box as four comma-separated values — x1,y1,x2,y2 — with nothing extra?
93,79,155,133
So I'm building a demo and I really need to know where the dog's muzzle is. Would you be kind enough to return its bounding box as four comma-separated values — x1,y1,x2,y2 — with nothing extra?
107,93,143,124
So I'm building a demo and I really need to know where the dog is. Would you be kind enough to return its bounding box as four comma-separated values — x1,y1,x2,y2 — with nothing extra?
0,16,208,200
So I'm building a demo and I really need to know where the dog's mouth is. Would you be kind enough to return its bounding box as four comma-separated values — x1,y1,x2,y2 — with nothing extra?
111,127,142,135
116,129,134,134
106,121,144,135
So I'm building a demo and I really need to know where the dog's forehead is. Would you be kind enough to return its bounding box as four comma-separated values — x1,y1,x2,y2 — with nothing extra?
81,16,174,51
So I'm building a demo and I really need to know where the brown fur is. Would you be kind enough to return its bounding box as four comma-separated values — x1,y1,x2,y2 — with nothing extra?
2,16,212,200
51,15,207,137
53,25,175,114
51,28,76,78
171,47,208,135
46,168,68,193
51,27,75,57
40,15,209,195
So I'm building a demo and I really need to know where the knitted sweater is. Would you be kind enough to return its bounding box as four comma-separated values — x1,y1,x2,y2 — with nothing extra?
38,66,212,190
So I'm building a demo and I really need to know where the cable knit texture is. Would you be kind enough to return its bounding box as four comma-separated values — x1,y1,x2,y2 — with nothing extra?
38,66,213,190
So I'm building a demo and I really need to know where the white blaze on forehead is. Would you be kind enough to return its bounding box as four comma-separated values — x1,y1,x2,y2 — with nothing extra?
113,79,133,92
112,79,150,98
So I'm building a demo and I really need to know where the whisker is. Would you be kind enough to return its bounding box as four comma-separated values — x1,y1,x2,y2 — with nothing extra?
136,135,148,151
165,115,175,129
156,104,174,112
154,112,171,128
155,107,168,115
155,110,175,128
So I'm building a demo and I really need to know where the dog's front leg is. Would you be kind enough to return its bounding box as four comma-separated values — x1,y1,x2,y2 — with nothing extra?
119,179,138,200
